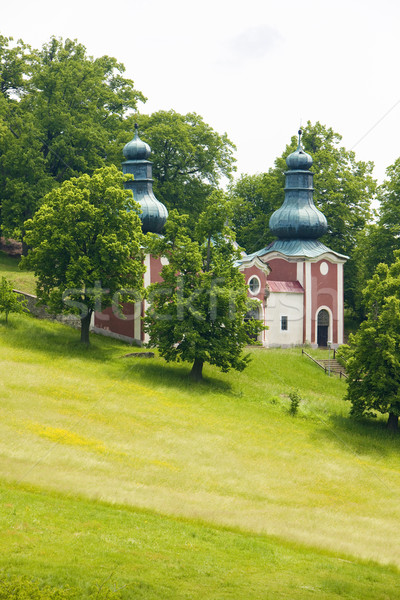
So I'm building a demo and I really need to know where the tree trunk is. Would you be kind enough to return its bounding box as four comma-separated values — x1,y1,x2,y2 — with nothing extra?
21,239,30,257
190,357,204,381
80,310,92,345
387,412,398,433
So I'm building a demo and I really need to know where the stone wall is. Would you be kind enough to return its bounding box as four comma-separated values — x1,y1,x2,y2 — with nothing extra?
14,290,81,329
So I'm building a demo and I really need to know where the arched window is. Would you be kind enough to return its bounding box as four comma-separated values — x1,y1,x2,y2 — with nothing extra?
245,305,261,343
245,306,260,321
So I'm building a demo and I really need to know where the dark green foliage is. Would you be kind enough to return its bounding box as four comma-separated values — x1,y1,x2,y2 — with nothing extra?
0,275,26,323
0,35,145,239
144,191,264,380
353,158,400,318
0,35,32,98
22,166,145,344
229,171,284,253
133,110,236,227
338,254,400,432
288,389,301,416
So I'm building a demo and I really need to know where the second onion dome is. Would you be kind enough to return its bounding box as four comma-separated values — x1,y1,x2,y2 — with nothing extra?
269,129,327,240
122,124,168,234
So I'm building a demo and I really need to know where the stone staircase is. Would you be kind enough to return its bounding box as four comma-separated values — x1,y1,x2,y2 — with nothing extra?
317,358,347,377
302,350,347,378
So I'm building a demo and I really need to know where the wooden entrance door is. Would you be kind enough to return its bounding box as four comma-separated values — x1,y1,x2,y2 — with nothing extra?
317,309,329,347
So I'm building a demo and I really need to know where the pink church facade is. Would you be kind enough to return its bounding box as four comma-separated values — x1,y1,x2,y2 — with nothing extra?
238,252,345,348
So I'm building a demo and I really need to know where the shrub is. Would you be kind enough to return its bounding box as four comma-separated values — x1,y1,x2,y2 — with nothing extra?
288,390,301,416
0,276,26,323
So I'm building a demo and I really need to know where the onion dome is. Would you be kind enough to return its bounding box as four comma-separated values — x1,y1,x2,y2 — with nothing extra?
122,124,168,234
286,130,313,170
269,129,327,240
123,124,151,160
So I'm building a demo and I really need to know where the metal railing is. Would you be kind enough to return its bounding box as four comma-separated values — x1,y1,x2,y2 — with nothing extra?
301,349,347,378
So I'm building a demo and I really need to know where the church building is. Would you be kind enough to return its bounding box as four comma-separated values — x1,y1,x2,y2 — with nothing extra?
236,130,347,348
93,128,347,349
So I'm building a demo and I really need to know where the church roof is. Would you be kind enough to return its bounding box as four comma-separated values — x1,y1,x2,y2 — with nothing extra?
267,280,304,293
285,132,313,171
241,128,349,264
269,129,328,240
258,239,349,261
123,124,151,160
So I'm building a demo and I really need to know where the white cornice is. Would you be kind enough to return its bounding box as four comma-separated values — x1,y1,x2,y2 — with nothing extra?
237,255,271,275
258,250,347,265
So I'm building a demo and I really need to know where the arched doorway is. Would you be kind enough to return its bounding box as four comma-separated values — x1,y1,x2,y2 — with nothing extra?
317,309,329,347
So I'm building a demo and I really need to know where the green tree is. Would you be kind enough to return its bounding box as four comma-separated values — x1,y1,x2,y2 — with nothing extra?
0,276,26,323
229,171,284,253
353,157,400,318
0,35,145,241
133,110,236,226
0,34,31,99
230,121,376,308
338,254,400,432
22,165,145,344
0,35,38,239
144,192,263,381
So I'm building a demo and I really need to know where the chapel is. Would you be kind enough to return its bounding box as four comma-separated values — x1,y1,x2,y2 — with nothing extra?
93,128,347,348
236,129,347,348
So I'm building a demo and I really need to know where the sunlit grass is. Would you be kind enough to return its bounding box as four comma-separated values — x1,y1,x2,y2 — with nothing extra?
2,480,400,600
1,480,399,600
1,314,399,596
0,250,36,294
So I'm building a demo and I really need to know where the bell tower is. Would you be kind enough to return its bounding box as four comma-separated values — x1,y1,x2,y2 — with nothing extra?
122,124,168,234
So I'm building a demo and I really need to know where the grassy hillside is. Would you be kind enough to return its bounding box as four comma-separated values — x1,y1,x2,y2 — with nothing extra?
1,314,399,598
0,250,36,294
2,481,399,600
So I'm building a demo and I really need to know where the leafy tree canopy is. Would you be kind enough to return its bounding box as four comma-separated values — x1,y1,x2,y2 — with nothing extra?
0,34,33,99
229,171,284,254
337,254,400,432
0,35,145,239
132,110,237,226
22,165,145,344
0,276,26,323
144,191,263,380
353,157,400,317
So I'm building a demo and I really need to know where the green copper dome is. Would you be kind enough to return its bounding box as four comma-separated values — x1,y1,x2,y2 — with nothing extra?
123,124,151,160
122,124,168,234
285,137,313,170
269,129,327,240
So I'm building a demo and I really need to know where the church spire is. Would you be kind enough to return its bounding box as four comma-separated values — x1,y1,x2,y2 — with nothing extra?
122,125,168,234
269,130,327,240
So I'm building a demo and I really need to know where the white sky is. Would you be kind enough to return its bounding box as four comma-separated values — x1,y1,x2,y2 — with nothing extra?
2,0,400,183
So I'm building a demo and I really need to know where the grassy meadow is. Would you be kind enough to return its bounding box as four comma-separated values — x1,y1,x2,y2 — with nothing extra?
0,312,399,598
0,251,36,295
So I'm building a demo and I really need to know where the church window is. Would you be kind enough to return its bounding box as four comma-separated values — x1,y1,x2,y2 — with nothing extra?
248,276,261,295
281,315,288,331
320,261,329,275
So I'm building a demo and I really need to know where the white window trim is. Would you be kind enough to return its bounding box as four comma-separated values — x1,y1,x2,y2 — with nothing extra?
248,275,261,296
